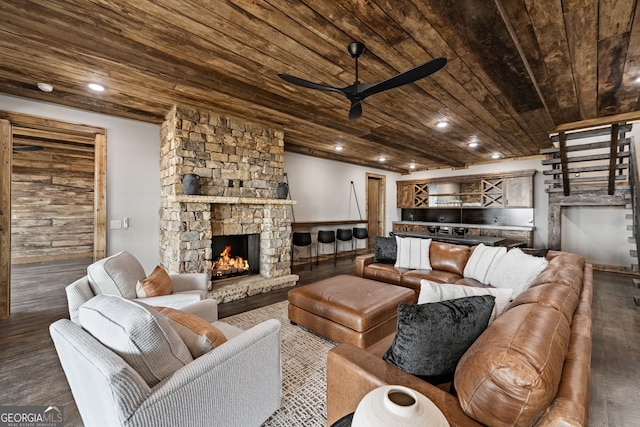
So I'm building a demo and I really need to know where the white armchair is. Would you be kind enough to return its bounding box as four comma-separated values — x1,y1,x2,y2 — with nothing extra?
66,251,209,324
50,296,282,427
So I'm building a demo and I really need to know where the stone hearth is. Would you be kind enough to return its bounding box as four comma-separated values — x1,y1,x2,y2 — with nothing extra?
159,105,298,302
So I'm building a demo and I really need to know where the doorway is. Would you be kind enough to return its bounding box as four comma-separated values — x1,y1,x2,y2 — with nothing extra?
0,112,107,318
366,173,386,247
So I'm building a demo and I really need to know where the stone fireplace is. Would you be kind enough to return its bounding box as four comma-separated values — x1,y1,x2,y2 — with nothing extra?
159,105,298,302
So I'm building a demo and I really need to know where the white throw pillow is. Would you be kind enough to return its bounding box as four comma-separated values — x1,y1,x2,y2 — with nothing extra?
487,248,549,298
395,237,431,270
79,294,193,387
419,279,513,322
463,244,507,284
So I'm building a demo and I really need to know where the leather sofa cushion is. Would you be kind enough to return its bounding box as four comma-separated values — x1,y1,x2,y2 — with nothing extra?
362,263,409,285
454,303,571,426
531,253,585,294
508,282,579,323
429,241,470,276
401,269,462,291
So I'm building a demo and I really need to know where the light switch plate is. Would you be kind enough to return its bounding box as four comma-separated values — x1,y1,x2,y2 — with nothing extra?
110,220,122,229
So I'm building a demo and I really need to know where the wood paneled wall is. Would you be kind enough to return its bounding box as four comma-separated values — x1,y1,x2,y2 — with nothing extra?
11,142,95,263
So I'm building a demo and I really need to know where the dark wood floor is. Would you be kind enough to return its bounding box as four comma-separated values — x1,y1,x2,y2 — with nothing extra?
1,257,639,426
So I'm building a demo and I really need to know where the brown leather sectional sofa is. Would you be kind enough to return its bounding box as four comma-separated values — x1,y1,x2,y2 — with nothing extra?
328,243,593,426
355,241,485,299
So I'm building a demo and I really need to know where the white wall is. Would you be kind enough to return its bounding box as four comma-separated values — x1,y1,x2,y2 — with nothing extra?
0,94,161,271
284,151,401,235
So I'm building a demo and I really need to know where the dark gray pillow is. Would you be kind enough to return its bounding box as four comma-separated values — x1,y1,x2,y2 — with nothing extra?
383,296,494,383
373,236,397,264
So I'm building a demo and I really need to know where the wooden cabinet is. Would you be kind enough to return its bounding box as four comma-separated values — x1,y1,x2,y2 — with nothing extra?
392,223,427,233
396,170,535,209
396,182,414,208
396,182,429,208
504,176,533,207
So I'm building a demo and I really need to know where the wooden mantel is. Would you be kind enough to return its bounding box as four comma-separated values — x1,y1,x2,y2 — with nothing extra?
167,195,296,205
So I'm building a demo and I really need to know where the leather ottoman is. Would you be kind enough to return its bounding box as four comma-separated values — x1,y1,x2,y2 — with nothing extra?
287,275,416,348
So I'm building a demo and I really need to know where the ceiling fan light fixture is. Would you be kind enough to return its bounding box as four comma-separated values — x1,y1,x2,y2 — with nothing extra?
468,141,478,148
491,153,501,159
88,83,105,92
378,157,386,162
335,145,343,151
409,163,416,169
436,120,449,128
278,42,447,120
36,82,54,92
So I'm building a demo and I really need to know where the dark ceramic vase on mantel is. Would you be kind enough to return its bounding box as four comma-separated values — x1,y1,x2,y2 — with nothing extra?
276,182,289,199
182,173,200,195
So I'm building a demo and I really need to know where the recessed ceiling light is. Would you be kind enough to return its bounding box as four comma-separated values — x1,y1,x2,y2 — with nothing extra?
436,120,449,128
36,82,54,92
491,153,500,159
379,157,386,162
335,145,343,151
88,83,105,92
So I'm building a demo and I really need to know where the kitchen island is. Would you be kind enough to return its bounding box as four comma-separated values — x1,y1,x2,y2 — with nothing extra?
392,221,534,247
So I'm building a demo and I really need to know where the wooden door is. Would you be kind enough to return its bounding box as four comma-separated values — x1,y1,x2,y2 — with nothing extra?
366,173,386,247
0,120,11,318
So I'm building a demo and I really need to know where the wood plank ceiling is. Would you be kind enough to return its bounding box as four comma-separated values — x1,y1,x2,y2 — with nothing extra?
0,0,639,173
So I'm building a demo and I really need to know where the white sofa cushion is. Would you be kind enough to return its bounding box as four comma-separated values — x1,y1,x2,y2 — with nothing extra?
79,294,193,387
463,244,507,283
136,290,206,309
419,279,513,323
395,236,431,270
87,251,146,299
488,248,549,298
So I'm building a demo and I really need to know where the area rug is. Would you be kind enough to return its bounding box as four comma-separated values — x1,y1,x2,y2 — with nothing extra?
223,301,336,427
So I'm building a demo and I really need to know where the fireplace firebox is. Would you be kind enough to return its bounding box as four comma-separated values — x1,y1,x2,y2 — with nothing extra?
211,234,260,280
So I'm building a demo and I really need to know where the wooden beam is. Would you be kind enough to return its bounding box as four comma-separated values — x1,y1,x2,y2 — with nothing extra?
608,123,619,194
555,111,640,132
559,131,571,196
0,120,10,319
94,133,107,261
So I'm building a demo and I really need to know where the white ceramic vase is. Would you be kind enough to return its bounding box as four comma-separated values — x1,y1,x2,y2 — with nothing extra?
351,385,449,427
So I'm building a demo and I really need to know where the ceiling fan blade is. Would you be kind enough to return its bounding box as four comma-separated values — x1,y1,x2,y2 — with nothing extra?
348,101,363,121
359,57,447,100
277,73,344,95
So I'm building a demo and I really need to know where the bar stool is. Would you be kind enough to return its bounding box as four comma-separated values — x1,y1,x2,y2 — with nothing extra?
352,227,369,255
317,230,336,265
291,232,313,270
336,228,354,260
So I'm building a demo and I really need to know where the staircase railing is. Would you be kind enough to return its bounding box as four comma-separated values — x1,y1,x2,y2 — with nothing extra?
628,137,640,267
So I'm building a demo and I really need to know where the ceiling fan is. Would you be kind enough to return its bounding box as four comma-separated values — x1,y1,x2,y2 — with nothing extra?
278,42,447,120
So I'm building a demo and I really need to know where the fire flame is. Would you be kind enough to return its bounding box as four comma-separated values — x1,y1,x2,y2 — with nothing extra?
211,246,249,276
